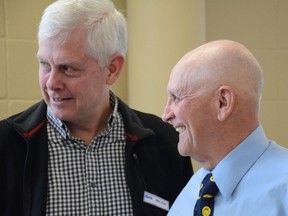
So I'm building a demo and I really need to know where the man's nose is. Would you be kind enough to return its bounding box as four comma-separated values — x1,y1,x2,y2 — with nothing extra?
162,102,174,123
46,70,63,90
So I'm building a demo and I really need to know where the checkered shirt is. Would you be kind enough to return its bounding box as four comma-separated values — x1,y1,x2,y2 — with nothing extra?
45,92,134,216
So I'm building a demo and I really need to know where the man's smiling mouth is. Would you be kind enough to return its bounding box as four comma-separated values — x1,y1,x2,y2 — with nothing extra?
175,126,185,133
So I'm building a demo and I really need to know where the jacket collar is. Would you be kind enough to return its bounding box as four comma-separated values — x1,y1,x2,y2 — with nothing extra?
7,100,47,136
117,98,154,141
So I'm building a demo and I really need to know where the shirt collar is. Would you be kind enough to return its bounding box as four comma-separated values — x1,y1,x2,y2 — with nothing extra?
211,125,270,200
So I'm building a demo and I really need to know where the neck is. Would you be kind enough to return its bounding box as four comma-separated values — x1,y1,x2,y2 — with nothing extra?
66,99,113,145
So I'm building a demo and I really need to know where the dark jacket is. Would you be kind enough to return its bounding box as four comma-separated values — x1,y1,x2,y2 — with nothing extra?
0,99,193,216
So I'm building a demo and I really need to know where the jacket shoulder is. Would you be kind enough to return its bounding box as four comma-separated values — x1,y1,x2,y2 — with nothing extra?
2,101,47,136
133,109,178,143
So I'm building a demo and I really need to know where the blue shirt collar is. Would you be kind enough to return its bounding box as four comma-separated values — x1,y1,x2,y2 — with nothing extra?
203,125,270,200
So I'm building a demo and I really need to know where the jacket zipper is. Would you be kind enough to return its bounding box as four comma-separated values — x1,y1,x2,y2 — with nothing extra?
132,153,148,191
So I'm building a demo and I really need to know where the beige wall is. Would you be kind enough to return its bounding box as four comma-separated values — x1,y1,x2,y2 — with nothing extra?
126,0,203,116
0,0,54,118
1,0,288,170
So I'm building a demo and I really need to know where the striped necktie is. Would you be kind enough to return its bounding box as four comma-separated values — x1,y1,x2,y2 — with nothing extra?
194,173,219,216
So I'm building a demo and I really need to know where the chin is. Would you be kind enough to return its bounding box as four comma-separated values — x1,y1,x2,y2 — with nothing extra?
50,110,69,121
177,143,191,157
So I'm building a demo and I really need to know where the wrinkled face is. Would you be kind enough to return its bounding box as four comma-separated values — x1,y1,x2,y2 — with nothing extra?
162,62,218,160
37,30,111,126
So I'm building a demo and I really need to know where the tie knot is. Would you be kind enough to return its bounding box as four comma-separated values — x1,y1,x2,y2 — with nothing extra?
199,173,219,198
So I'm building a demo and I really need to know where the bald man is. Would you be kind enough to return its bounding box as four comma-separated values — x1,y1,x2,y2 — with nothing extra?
163,40,288,216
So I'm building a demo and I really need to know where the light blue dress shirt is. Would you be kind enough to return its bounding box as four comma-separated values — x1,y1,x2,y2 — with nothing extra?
168,125,288,216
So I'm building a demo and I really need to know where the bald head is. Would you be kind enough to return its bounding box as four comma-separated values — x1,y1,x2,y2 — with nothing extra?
173,40,263,108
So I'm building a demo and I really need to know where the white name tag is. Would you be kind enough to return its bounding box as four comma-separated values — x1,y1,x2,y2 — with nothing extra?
143,191,169,211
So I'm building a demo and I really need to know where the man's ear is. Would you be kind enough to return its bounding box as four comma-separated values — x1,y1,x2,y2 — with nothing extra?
106,54,125,85
217,86,235,121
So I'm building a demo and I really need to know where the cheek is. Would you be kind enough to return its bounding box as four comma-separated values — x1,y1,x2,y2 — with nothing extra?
76,77,107,99
178,102,207,135
39,74,47,89
177,102,194,120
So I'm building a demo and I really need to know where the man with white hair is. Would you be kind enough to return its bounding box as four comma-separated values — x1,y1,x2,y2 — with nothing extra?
0,1,192,215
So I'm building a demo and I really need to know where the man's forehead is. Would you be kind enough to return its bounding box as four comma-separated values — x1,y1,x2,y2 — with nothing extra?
167,69,188,93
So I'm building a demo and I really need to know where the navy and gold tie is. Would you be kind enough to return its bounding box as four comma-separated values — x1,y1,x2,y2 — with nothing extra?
194,173,219,216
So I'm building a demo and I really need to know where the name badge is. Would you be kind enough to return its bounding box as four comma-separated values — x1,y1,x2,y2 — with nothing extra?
143,191,169,211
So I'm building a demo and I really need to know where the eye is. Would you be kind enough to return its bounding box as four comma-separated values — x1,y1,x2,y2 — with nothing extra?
59,64,80,77
61,65,74,73
39,61,51,72
171,93,181,104
39,61,48,67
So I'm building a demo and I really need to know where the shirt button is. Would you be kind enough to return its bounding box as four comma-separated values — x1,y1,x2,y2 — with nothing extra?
87,145,93,152
90,182,97,188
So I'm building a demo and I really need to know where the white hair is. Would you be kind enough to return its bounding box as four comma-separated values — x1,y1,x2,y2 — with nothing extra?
38,0,128,69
